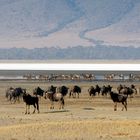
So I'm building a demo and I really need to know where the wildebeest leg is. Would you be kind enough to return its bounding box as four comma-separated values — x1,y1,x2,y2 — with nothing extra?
77,93,79,98
90,93,93,99
129,95,133,102
10,94,14,104
72,92,75,98
25,104,27,114
124,101,127,111
50,101,54,109
59,100,61,110
17,96,20,103
69,92,71,98
59,98,64,109
28,105,30,114
13,97,16,103
122,102,125,111
61,98,64,109
36,102,40,113
114,102,117,111
32,104,36,114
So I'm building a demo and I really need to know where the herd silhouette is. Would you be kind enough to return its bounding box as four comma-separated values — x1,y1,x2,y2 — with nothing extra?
5,84,138,114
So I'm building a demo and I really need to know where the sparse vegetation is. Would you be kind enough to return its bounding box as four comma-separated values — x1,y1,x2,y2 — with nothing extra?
0,81,140,140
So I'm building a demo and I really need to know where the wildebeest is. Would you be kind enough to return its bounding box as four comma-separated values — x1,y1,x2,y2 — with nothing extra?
95,85,101,96
88,86,96,97
5,87,14,101
44,91,65,110
69,85,81,98
110,91,128,111
33,86,44,97
57,85,69,96
6,87,26,103
43,85,66,110
101,85,112,96
23,93,39,114
117,84,123,94
47,85,57,94
117,84,137,99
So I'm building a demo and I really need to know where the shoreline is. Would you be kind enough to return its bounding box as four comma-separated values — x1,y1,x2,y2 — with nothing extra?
0,60,140,64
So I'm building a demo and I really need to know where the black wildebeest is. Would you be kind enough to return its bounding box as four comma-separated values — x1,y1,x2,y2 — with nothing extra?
88,85,101,97
110,91,128,111
33,86,44,97
23,93,39,114
101,85,112,96
95,85,101,96
43,85,67,110
47,85,57,94
69,85,81,98
57,85,69,96
88,86,96,97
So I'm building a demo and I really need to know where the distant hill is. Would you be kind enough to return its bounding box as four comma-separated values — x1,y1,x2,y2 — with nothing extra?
0,0,140,48
0,45,140,60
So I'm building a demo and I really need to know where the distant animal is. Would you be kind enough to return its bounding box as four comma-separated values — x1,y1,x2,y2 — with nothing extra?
69,85,81,98
117,84,137,99
95,85,101,95
6,87,26,103
117,84,123,93
33,86,44,97
44,90,65,110
23,93,39,114
88,86,96,97
101,85,112,96
57,85,69,96
110,91,128,111
5,87,14,101
47,85,57,94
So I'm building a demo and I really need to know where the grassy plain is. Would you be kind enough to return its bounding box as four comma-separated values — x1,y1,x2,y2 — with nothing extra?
0,80,140,140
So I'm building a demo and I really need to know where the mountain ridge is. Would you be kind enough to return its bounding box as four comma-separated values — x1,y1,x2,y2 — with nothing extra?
0,0,140,48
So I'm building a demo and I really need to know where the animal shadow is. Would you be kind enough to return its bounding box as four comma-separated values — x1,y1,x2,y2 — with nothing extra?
83,107,95,110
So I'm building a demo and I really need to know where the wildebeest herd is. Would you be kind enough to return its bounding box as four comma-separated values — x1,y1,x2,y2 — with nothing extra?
5,84,138,114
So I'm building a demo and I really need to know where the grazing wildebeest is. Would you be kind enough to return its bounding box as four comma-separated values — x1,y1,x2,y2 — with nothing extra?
88,86,96,97
69,85,81,98
101,85,112,96
109,91,128,111
33,86,44,97
23,93,39,114
6,87,26,103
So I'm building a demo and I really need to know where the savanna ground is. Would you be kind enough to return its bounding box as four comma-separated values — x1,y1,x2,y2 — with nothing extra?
0,80,140,140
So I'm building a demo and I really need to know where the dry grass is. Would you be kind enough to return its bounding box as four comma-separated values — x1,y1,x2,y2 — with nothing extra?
0,81,140,140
